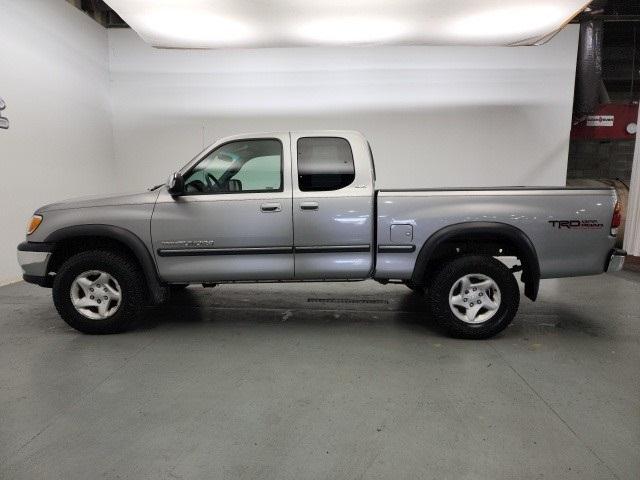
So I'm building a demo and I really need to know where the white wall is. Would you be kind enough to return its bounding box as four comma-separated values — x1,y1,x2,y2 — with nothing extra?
0,0,115,283
108,26,579,191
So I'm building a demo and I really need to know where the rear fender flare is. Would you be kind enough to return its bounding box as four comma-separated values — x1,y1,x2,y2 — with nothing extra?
411,222,540,300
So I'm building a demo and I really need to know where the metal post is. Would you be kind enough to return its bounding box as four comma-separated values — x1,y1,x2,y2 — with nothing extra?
624,105,640,255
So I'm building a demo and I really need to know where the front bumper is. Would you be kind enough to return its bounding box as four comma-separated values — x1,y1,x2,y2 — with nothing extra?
17,242,55,286
606,248,627,273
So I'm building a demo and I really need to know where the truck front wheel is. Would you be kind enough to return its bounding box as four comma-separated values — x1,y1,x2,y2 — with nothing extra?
427,255,519,339
52,250,145,334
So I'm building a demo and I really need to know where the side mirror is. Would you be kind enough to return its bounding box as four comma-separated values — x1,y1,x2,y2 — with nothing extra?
167,172,185,196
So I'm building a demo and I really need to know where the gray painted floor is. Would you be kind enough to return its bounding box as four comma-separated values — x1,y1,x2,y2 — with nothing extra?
0,274,638,480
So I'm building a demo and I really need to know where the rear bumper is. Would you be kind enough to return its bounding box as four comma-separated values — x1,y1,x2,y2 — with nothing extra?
606,248,627,273
17,242,55,287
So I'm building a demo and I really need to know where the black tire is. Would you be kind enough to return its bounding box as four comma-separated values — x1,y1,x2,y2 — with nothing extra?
403,280,425,294
427,255,519,339
52,250,145,334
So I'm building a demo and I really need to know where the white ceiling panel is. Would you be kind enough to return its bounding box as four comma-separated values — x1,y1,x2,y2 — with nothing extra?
104,0,589,49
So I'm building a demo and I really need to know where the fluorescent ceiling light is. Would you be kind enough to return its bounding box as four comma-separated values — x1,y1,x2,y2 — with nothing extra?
136,8,252,47
449,5,571,43
299,17,406,45
104,0,590,49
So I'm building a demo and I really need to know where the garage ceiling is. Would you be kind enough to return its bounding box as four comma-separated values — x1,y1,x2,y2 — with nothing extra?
101,0,591,49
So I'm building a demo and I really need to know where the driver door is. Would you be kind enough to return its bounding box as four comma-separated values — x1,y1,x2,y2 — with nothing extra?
151,134,294,282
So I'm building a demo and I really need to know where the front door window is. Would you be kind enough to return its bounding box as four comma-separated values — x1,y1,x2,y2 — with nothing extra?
184,139,283,194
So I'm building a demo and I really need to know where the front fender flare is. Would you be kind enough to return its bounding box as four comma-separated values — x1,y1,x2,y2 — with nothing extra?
44,224,167,304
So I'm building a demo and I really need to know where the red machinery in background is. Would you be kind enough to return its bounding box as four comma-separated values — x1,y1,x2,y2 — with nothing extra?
571,103,638,140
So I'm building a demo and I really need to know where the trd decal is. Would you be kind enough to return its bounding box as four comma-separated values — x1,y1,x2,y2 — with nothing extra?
548,220,603,229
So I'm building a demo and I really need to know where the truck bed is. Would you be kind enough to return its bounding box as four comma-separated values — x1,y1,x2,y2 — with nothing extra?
375,187,617,280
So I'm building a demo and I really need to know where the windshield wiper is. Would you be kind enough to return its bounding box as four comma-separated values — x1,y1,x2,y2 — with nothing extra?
148,183,164,191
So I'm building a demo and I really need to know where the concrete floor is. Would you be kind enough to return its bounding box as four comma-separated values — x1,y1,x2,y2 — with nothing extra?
0,273,638,480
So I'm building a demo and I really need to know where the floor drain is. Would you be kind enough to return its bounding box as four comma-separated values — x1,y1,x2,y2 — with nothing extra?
307,298,389,305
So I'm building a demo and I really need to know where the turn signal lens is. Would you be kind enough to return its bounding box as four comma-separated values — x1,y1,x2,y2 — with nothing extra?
610,201,622,236
26,215,43,235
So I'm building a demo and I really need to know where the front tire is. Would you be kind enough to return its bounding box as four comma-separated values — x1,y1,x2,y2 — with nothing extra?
427,255,519,339
52,250,145,334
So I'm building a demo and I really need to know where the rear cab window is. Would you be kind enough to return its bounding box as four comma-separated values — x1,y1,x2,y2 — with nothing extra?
297,137,355,192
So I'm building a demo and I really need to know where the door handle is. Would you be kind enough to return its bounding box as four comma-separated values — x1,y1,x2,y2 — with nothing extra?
260,203,281,212
300,201,319,211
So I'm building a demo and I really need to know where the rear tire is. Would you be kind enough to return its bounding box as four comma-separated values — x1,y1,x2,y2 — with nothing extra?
427,255,519,339
52,250,145,334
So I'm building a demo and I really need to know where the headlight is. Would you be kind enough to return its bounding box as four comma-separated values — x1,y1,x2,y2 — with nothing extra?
26,215,43,235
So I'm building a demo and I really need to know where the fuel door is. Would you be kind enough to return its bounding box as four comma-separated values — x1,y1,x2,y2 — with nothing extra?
390,224,413,243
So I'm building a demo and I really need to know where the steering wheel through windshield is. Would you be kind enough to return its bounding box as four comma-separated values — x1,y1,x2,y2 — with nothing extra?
205,172,223,191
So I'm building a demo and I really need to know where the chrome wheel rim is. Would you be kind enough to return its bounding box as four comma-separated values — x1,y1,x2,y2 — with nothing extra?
448,273,501,324
70,270,122,320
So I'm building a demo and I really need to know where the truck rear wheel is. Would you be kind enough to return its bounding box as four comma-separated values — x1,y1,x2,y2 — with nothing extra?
52,250,145,334
427,255,519,339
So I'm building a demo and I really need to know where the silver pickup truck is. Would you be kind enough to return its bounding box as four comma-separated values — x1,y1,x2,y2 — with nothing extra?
18,130,626,338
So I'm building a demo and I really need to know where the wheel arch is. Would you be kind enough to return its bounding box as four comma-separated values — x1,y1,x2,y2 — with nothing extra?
44,224,167,304
411,222,540,301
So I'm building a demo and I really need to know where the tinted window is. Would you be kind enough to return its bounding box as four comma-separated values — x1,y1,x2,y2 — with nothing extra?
184,139,282,194
297,137,355,192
